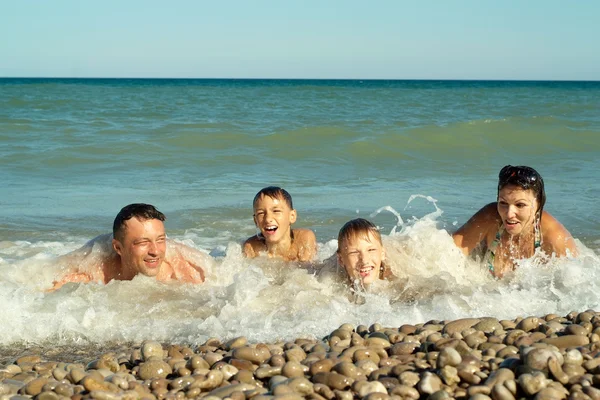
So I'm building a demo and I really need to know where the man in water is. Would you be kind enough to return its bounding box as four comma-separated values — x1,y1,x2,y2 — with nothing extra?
52,203,209,290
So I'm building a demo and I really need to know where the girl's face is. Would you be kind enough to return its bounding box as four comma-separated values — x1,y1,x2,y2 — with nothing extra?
338,232,385,287
497,184,538,236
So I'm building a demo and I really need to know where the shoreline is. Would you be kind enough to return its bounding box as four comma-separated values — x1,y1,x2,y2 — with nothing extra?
2,310,599,399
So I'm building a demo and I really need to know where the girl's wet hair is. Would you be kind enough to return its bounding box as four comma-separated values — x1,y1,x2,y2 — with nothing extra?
253,186,293,209
337,218,382,251
497,165,546,215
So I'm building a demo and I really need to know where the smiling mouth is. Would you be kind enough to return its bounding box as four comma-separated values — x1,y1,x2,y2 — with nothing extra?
263,225,278,235
145,258,160,268
358,265,375,277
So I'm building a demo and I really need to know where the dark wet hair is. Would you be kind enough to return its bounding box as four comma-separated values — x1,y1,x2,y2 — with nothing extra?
113,203,166,242
497,165,546,215
253,186,294,209
337,218,382,251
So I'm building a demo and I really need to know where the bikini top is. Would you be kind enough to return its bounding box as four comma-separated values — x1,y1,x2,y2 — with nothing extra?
485,223,542,275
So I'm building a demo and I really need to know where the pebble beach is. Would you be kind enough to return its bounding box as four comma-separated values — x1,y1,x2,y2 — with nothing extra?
3,310,600,400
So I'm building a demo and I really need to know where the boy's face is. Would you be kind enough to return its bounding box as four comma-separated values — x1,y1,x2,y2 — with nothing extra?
338,232,385,287
253,195,297,245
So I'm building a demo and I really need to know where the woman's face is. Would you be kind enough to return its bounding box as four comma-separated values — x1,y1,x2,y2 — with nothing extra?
338,232,385,287
497,184,538,236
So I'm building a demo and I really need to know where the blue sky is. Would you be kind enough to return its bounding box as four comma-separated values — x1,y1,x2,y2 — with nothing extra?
1,0,598,80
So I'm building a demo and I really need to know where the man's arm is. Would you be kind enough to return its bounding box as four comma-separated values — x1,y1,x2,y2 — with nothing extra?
164,239,213,283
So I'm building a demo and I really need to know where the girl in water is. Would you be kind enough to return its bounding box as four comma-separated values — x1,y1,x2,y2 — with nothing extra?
453,165,577,278
336,218,394,289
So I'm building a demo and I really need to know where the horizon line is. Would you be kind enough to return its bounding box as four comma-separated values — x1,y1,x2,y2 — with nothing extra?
1,76,600,83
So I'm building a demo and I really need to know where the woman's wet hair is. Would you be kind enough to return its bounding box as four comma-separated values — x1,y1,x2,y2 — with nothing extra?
253,186,293,209
497,165,546,215
337,218,382,251
113,203,166,242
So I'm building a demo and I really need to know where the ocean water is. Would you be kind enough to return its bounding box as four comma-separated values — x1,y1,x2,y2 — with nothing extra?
0,79,599,351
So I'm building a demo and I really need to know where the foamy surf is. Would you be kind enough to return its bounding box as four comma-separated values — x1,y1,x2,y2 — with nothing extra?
0,207,597,348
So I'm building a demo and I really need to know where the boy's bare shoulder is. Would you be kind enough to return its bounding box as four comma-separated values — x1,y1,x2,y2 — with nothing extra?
292,228,317,243
243,235,265,257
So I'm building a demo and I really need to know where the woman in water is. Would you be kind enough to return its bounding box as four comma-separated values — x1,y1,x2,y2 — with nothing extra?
453,165,577,278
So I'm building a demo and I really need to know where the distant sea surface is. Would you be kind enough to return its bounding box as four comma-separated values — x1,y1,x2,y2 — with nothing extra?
1,78,599,349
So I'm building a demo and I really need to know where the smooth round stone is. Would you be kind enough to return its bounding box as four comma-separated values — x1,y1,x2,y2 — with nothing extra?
474,318,503,334
355,360,378,375
353,349,380,364
442,318,480,335
269,354,287,367
458,369,482,384
577,312,595,324
310,359,335,375
516,317,542,333
87,355,119,373
53,383,74,397
497,346,519,359
311,372,354,390
534,386,568,400
389,384,419,399
416,371,442,395
137,360,172,380
524,348,559,371
234,369,256,385
541,335,590,349
68,368,86,384
439,365,459,385
191,370,224,391
548,357,569,385
186,355,209,371
390,342,419,356
332,362,365,381
485,368,514,387
437,347,462,368
330,329,352,341
224,336,248,351
492,384,516,400
282,361,306,378
205,383,257,398
16,356,42,366
465,332,488,349
255,365,282,379
283,377,314,395
141,341,164,361
21,377,48,396
519,372,550,396
364,337,391,349
284,347,307,363
356,381,386,397
566,324,589,336
217,364,239,380
233,346,270,365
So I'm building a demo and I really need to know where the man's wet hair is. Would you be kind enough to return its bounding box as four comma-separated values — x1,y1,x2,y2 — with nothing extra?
497,165,546,216
113,203,166,242
253,186,294,209
337,218,382,251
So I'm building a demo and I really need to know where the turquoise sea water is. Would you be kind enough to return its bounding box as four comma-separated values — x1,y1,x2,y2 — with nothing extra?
0,78,599,347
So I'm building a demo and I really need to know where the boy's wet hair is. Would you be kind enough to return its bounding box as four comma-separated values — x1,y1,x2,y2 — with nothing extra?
337,218,382,251
253,186,294,209
497,165,546,215
113,203,166,242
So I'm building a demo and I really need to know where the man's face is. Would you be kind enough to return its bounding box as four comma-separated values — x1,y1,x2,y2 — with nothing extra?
112,217,167,277
253,195,296,245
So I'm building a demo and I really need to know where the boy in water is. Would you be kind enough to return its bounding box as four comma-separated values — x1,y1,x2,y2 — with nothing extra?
336,218,393,289
243,186,317,262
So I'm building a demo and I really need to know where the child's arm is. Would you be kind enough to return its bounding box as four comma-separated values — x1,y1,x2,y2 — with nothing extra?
243,237,259,258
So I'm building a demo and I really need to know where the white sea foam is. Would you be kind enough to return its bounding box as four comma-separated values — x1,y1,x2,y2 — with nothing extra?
0,209,598,347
